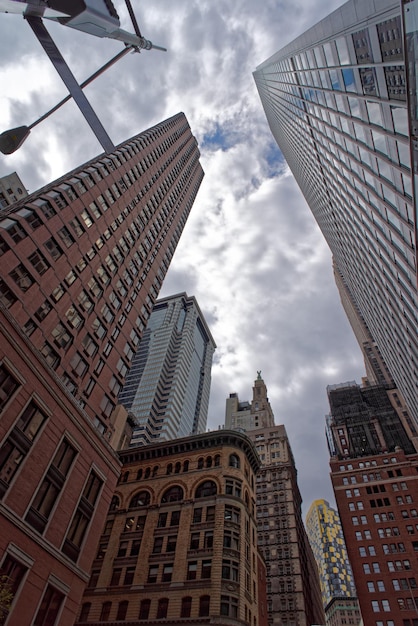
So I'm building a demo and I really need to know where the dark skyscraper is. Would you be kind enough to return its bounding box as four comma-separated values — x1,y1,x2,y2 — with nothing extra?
254,0,418,422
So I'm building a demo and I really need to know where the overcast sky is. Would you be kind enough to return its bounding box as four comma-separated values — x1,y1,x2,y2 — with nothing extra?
0,0,365,515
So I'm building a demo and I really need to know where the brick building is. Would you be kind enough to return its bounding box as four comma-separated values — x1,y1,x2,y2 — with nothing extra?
0,113,204,624
0,112,203,443
75,430,267,626
327,381,418,625
0,306,121,625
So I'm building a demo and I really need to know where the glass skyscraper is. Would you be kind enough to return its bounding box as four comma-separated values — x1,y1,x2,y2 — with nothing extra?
119,293,216,446
254,0,418,422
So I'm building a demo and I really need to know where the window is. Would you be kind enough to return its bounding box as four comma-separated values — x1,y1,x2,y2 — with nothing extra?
0,279,17,308
147,565,158,584
201,559,212,579
199,595,210,617
28,250,50,275
9,264,34,292
162,564,173,582
0,401,47,495
226,478,242,498
0,365,19,412
193,508,202,524
181,597,192,618
33,584,65,626
116,601,128,620
0,553,27,619
26,437,77,532
44,237,63,260
367,581,375,592
166,536,177,553
156,598,168,619
62,470,103,562
129,491,150,509
204,530,214,549
225,506,240,523
161,485,184,503
222,559,238,581
220,595,238,618
137,599,151,620
52,323,72,349
79,603,91,622
158,512,167,528
152,537,163,554
58,226,75,248
187,561,197,580
100,602,112,621
229,454,240,468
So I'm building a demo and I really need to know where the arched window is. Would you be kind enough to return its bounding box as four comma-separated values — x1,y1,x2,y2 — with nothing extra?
214,455,221,467
156,598,169,619
139,599,151,620
116,601,128,620
183,460,189,472
109,495,120,511
166,463,173,475
175,462,181,474
137,469,143,480
129,491,150,509
120,471,129,483
79,603,91,622
229,454,240,468
152,465,158,477
199,595,210,617
144,467,151,479
245,492,249,508
195,480,217,499
181,597,192,618
206,456,212,468
198,457,204,469
100,602,112,621
161,486,184,503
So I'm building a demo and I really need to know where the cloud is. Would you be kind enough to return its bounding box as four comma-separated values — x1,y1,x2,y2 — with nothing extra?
0,0,362,514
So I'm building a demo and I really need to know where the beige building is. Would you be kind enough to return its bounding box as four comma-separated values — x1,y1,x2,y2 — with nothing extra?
226,375,325,626
75,430,268,626
0,171,27,208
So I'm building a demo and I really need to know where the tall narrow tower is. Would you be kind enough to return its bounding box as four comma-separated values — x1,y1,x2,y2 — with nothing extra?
119,293,216,446
226,375,324,626
254,0,418,421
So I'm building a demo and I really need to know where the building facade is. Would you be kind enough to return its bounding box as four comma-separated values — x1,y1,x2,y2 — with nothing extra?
0,304,121,625
75,430,267,626
254,0,418,422
119,293,216,446
0,172,27,209
305,499,361,625
327,381,418,626
0,113,204,624
0,112,204,445
226,376,324,626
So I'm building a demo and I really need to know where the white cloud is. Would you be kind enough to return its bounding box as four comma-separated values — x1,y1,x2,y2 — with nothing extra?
0,0,363,513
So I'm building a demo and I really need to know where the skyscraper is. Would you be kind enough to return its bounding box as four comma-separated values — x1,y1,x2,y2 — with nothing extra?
0,112,204,445
119,292,216,446
305,499,361,625
0,113,204,624
254,0,418,421
326,380,418,625
226,376,325,626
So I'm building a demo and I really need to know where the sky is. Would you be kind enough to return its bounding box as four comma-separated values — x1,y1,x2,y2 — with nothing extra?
0,0,366,515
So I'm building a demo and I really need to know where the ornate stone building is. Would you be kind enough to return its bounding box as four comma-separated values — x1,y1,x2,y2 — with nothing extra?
226,376,324,626
75,430,268,626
